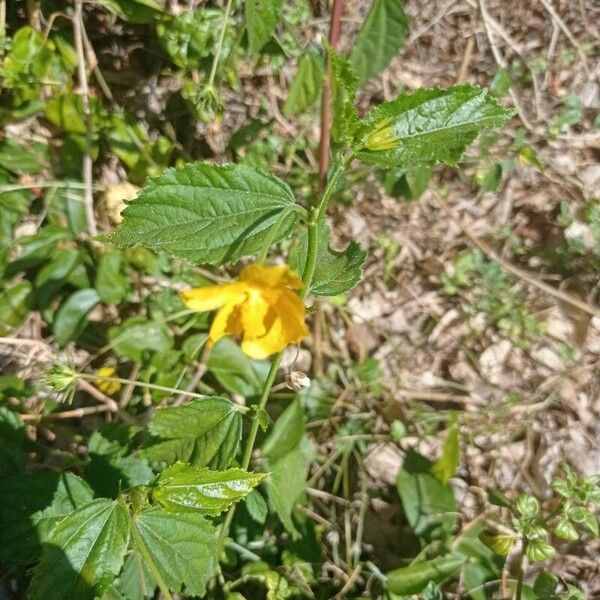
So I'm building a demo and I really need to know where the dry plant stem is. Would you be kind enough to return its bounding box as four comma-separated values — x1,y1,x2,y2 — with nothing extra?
21,405,111,421
538,0,590,77
78,372,211,401
207,0,234,89
317,0,345,192
435,194,600,318
478,0,536,132
334,564,362,599
73,0,97,236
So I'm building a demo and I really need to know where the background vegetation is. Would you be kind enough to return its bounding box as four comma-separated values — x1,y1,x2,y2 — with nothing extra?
0,0,599,599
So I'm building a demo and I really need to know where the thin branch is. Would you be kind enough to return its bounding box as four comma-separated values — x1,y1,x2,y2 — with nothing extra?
479,0,537,132
317,0,345,192
21,404,112,421
73,0,97,236
538,0,590,77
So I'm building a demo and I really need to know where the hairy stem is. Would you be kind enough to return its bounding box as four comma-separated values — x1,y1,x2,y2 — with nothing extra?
216,351,284,551
514,539,527,600
216,0,348,565
317,0,346,193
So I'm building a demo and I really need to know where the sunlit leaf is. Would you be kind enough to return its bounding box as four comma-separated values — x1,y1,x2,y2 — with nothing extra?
108,162,298,266
355,85,514,167
289,221,367,297
151,462,265,515
29,499,130,600
130,507,217,597
143,397,242,469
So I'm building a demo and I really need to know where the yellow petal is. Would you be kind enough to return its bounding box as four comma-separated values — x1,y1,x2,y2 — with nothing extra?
275,289,309,341
240,264,302,289
94,366,121,396
208,297,244,346
241,290,307,359
240,289,271,340
241,315,287,359
180,282,247,313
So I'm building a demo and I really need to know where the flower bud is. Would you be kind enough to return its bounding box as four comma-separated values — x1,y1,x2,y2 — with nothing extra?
363,119,399,151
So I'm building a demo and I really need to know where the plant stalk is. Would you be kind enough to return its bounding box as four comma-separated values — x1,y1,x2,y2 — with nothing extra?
216,0,347,564
515,538,527,600
216,351,283,551
317,0,346,192
207,0,234,89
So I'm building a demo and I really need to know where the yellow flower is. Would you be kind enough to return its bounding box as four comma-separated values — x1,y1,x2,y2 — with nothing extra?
180,264,308,360
95,366,122,395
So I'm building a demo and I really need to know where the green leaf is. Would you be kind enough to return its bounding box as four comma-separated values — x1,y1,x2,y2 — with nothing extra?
265,439,312,539
207,337,269,397
34,249,82,309
533,571,559,599
349,0,408,84
423,581,443,600
432,416,460,484
130,507,217,597
487,488,513,509
97,0,164,23
554,516,579,541
0,471,93,564
386,554,465,595
396,449,457,541
108,162,298,266
109,316,173,361
568,506,598,536
245,0,283,55
53,288,101,347
355,85,514,168
151,462,265,515
85,426,153,498
515,494,539,519
95,250,130,305
104,553,154,600
0,138,46,175
0,280,32,335
381,165,432,200
0,407,25,475
44,93,88,135
245,489,268,524
144,397,242,469
156,10,221,69
551,478,570,498
261,398,305,462
289,222,367,296
525,538,555,562
283,50,324,117
29,499,130,600
331,52,359,144
478,531,517,556
5,224,72,276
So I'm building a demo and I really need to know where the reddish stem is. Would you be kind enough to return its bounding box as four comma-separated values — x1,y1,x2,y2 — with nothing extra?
317,0,345,193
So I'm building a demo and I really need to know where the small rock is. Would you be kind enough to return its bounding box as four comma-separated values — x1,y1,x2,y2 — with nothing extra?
479,340,512,385
531,345,564,372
